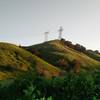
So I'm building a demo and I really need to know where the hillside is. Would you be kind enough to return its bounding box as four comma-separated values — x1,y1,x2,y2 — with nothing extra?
0,40,100,100
0,42,61,80
0,40,100,79
25,39,100,72
85,50,100,61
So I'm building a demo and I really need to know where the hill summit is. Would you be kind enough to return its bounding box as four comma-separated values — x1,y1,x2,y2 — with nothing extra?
24,39,100,73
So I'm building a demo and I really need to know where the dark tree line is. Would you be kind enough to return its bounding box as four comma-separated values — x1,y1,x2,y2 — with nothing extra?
61,38,86,52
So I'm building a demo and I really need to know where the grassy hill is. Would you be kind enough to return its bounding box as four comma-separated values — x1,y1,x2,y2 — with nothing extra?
0,42,61,80
0,40,100,100
25,40,100,72
0,40,100,79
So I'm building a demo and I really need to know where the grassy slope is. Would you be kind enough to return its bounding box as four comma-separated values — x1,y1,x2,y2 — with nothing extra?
49,40,100,67
26,40,100,72
85,50,100,61
0,42,61,80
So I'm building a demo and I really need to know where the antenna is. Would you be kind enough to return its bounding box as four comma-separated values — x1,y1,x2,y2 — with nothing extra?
58,26,63,40
44,32,49,42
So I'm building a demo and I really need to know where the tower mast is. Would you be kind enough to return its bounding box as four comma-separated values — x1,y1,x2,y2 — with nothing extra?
44,32,49,42
58,26,63,40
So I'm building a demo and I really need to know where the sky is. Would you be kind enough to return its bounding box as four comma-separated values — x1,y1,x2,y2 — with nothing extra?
0,0,100,50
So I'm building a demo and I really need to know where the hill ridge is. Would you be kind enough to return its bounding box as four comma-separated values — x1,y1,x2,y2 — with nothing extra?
24,39,100,73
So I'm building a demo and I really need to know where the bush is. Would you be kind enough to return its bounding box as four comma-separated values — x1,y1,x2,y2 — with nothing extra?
0,71,100,100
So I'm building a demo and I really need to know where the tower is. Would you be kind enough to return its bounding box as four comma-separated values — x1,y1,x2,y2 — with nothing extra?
58,26,63,40
44,32,49,42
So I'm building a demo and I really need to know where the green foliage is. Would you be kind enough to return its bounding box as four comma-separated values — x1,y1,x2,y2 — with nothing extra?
85,50,100,61
23,84,53,100
93,96,97,100
0,71,100,100
0,41,100,100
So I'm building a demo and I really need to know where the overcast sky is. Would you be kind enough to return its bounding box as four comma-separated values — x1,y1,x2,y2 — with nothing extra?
0,0,100,50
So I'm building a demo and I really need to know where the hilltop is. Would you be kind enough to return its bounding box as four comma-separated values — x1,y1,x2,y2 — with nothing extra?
24,39,100,73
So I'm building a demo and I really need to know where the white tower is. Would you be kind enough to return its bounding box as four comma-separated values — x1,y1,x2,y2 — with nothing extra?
58,26,63,40
44,32,49,42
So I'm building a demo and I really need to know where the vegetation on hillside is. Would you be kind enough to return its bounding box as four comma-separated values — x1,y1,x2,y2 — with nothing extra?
60,39,100,61
0,71,100,100
0,42,61,80
24,39,100,73
0,40,100,100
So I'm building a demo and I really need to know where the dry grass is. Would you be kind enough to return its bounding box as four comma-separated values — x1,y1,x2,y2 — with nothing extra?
49,40,100,67
29,40,100,72
0,42,61,80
